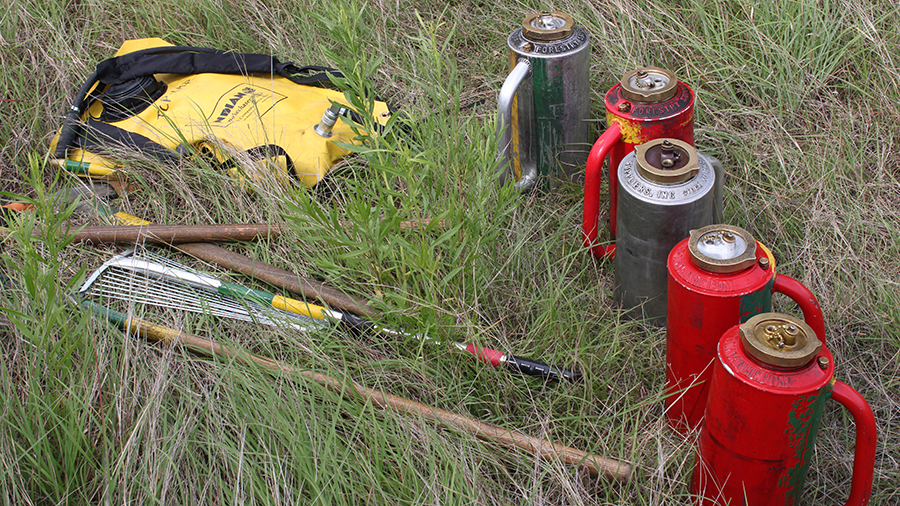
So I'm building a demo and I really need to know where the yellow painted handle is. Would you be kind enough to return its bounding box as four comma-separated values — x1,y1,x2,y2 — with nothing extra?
272,294,328,321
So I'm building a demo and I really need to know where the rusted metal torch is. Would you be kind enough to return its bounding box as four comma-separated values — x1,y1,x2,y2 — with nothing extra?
584,67,722,258
497,11,591,192
665,224,826,433
691,314,877,506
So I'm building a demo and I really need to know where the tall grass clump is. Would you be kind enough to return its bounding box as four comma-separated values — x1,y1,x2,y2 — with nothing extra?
0,159,99,502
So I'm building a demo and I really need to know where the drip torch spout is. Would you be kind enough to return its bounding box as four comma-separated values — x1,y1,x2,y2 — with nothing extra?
314,104,345,138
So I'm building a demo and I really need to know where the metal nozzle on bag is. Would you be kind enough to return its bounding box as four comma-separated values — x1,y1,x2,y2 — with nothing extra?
314,104,346,138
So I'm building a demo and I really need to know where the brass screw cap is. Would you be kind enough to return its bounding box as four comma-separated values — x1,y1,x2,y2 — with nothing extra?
620,66,678,103
521,11,575,41
688,224,758,273
635,138,699,183
739,313,822,369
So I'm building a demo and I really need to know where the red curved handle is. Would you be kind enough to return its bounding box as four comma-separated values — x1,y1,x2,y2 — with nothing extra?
831,380,877,506
773,274,826,344
582,123,622,259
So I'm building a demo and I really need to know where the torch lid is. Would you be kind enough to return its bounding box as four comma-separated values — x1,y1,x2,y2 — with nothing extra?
739,313,822,369
620,66,678,102
521,11,575,41
688,224,758,273
635,138,699,183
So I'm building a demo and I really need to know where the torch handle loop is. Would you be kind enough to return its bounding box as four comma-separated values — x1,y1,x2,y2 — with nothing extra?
582,123,622,259
705,155,725,224
497,59,534,190
772,274,826,344
831,380,877,506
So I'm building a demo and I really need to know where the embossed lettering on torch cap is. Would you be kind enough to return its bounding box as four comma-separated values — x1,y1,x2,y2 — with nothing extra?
620,66,678,102
635,138,699,183
688,224,758,273
521,11,575,41
739,313,821,369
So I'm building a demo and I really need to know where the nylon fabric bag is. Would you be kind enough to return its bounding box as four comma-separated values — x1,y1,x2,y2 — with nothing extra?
50,38,392,188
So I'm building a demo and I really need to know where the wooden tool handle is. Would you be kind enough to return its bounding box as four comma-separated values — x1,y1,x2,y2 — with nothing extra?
351,383,633,481
175,242,376,318
67,223,281,244
126,317,632,481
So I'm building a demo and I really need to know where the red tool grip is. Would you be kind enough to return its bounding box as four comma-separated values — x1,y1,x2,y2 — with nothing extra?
773,274,826,344
465,344,504,367
831,380,877,506
582,123,622,259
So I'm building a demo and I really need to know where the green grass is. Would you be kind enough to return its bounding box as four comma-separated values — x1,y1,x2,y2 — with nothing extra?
1,0,899,504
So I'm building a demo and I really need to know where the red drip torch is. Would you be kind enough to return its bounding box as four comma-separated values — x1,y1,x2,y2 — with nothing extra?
583,66,697,258
666,224,826,433
691,314,877,506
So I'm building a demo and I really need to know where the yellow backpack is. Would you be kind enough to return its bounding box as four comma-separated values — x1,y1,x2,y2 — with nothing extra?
50,38,392,188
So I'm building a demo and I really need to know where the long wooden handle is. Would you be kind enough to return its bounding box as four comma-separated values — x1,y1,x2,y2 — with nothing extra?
64,223,281,244
174,241,376,318
127,317,633,482
355,383,632,481
64,219,444,244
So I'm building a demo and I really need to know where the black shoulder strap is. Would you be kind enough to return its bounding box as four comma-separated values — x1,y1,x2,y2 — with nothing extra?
78,119,181,163
93,46,342,87
78,121,301,180
217,144,298,181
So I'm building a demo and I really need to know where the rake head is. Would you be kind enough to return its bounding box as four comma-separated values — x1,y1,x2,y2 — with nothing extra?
79,249,321,332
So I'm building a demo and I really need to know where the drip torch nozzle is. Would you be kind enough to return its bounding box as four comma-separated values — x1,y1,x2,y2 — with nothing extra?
314,104,346,138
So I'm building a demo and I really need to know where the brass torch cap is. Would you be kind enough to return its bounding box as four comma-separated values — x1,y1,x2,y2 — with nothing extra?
688,224,758,273
635,138,699,183
522,11,575,41
739,313,822,369
620,66,678,103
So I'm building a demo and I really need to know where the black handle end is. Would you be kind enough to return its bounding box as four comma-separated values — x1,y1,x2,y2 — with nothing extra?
338,312,375,337
505,355,583,383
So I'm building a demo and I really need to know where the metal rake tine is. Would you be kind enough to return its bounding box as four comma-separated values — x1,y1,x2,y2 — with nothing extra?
82,258,322,332
79,248,137,296
87,281,317,331
97,270,250,313
83,278,240,322
102,251,337,324
93,268,240,310
138,248,207,275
